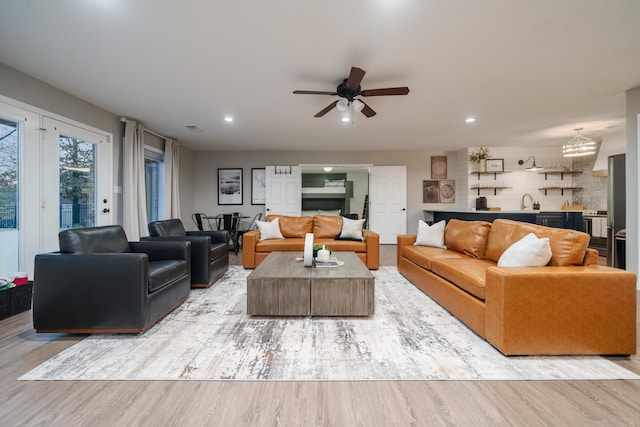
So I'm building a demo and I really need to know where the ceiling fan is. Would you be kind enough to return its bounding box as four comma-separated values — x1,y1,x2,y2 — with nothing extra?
293,67,410,118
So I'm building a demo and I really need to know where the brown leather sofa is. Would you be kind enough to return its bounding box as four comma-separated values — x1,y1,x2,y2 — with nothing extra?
397,218,637,356
242,214,379,269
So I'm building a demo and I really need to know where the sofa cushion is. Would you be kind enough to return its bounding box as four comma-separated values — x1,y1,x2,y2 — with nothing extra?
148,259,189,292
257,218,285,240
337,217,365,241
256,238,306,252
313,215,343,238
315,238,367,252
497,233,552,267
148,219,186,237
430,257,494,300
266,215,313,238
210,242,229,260
444,219,492,259
59,225,130,254
414,220,446,248
485,219,590,266
402,244,464,270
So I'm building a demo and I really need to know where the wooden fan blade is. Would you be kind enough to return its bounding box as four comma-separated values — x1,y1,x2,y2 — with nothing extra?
345,67,366,90
293,90,338,95
361,87,410,96
360,101,377,118
314,100,339,117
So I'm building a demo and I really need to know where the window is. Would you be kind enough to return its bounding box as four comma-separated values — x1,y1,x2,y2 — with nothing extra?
144,147,164,222
59,136,97,230
0,118,18,230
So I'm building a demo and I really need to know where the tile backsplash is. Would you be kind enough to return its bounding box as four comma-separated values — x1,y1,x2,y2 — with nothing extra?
571,141,608,211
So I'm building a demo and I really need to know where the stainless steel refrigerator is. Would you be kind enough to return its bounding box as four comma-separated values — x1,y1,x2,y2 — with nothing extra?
607,153,626,267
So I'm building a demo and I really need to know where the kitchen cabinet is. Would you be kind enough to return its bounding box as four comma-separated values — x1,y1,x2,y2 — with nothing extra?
536,211,583,231
427,210,583,231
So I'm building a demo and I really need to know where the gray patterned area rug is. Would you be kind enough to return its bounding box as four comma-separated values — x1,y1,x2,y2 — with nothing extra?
20,266,639,381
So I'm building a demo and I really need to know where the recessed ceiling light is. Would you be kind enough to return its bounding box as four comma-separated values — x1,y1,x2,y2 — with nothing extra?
224,116,234,123
465,117,476,123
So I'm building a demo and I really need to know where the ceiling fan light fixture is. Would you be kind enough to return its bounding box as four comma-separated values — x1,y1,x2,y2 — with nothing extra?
562,128,597,157
336,99,349,112
352,99,365,112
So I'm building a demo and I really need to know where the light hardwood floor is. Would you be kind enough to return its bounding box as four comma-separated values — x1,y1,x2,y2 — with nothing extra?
1,245,638,426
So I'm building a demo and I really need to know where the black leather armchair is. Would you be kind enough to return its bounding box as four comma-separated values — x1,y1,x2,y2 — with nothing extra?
146,219,229,288
33,225,191,334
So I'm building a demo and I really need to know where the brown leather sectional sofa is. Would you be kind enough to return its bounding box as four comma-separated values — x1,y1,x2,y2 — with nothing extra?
397,218,637,356
242,214,380,269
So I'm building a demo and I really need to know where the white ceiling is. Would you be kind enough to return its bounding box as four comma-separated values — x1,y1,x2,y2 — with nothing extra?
1,0,640,153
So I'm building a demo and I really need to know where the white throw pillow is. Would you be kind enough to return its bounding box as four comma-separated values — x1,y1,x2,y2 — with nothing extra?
257,218,284,241
414,220,446,248
338,217,365,241
497,233,552,267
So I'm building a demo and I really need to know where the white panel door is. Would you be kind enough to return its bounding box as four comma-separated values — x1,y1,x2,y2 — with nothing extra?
369,166,407,244
265,165,301,216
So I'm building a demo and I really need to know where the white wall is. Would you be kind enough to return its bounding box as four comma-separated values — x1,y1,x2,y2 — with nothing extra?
465,146,583,211
193,150,449,235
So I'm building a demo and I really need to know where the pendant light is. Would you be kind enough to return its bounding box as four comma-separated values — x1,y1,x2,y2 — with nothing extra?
562,128,597,157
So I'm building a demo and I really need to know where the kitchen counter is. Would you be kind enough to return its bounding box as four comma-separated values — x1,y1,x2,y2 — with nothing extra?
423,209,584,231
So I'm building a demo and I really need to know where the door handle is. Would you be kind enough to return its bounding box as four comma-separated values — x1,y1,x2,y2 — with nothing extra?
102,208,110,213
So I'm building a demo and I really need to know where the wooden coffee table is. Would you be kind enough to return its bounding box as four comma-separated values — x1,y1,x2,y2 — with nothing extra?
246,251,374,316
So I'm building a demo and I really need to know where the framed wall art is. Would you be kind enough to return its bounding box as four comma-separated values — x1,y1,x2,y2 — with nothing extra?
218,168,243,205
485,158,504,172
439,180,455,203
251,168,266,205
423,180,440,203
431,156,447,179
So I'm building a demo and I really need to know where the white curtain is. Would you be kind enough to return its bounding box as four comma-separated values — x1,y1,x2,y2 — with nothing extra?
164,138,181,219
123,120,148,240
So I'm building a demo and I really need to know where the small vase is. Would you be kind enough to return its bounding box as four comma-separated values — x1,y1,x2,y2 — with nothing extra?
479,159,487,172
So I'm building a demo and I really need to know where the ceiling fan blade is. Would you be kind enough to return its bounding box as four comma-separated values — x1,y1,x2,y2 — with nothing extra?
314,100,339,117
345,67,366,90
361,87,410,96
293,90,338,95
360,101,377,118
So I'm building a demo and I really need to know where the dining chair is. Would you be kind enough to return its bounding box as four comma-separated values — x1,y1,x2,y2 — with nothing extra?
221,213,240,255
192,213,207,231
236,212,263,250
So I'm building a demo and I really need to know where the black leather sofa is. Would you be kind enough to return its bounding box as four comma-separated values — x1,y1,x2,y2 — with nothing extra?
146,219,229,287
33,225,191,334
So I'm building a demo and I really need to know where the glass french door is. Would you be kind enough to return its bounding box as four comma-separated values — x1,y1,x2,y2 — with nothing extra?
41,116,113,253
0,117,20,274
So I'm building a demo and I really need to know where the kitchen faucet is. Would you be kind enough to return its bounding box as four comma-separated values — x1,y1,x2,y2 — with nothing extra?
521,193,534,210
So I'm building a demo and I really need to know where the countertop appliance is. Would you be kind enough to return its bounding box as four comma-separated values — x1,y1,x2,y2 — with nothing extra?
607,154,625,268
475,197,487,210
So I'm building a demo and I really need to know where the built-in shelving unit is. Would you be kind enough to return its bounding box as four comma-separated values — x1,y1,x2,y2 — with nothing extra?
539,170,582,180
470,171,513,179
538,186,582,195
470,170,513,194
470,185,512,195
